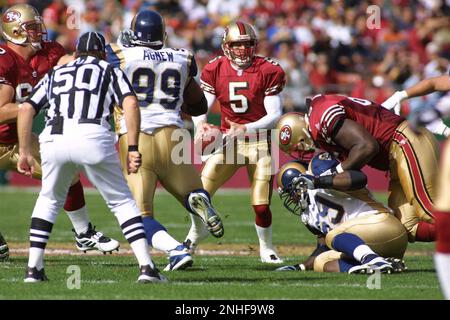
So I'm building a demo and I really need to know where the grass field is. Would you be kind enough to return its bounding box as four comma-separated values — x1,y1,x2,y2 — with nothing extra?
0,187,443,300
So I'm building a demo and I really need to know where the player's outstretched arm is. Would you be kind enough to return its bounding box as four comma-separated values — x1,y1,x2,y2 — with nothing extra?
0,84,18,125
17,103,36,176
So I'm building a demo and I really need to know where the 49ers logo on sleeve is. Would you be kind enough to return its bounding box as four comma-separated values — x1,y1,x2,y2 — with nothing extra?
3,10,21,23
279,125,292,145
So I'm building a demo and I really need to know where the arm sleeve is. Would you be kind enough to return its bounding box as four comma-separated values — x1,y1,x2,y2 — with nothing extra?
0,53,15,87
245,94,283,131
111,67,136,106
192,90,216,127
25,74,50,113
199,64,216,95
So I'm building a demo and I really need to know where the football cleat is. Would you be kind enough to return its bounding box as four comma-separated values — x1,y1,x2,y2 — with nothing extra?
275,264,303,271
260,248,284,264
348,256,394,274
0,232,9,262
188,193,224,238
137,265,168,283
24,267,48,283
164,244,193,271
74,223,120,253
385,257,407,273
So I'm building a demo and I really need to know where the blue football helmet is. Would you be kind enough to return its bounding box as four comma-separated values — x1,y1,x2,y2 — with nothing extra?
277,161,309,216
130,10,166,48
309,152,340,176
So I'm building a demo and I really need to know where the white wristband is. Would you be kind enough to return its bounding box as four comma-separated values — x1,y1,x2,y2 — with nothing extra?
398,90,408,101
335,164,344,173
299,263,306,271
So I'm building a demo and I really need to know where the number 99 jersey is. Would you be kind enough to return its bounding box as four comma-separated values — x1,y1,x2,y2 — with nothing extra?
106,43,197,135
200,55,285,131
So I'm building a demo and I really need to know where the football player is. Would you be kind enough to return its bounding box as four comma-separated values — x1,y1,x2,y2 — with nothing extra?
276,153,408,273
190,21,286,263
105,9,224,271
0,4,119,255
383,74,450,298
276,95,439,244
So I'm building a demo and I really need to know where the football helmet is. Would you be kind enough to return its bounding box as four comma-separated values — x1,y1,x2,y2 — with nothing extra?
130,9,166,49
276,112,315,158
1,4,47,50
222,21,257,69
309,152,340,176
277,161,309,216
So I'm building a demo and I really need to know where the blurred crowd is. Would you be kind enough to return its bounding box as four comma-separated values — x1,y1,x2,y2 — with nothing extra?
0,0,449,113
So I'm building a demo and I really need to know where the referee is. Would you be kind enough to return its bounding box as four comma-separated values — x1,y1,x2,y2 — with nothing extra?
17,32,167,283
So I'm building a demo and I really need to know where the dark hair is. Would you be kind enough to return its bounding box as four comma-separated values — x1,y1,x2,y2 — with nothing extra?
75,51,106,60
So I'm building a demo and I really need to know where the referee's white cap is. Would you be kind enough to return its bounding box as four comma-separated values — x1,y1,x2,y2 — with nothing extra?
76,32,106,53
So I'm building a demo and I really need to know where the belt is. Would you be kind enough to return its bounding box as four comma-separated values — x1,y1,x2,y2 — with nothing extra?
47,118,103,126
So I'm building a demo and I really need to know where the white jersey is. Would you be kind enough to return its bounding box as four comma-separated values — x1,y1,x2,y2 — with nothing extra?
106,43,197,134
301,188,390,235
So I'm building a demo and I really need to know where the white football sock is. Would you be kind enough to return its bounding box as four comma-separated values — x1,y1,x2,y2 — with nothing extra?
435,252,450,299
152,230,181,253
185,214,209,244
65,206,90,234
129,238,154,268
353,244,377,262
255,224,273,250
28,247,44,270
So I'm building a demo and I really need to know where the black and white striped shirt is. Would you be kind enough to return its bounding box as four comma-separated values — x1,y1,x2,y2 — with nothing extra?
26,56,135,123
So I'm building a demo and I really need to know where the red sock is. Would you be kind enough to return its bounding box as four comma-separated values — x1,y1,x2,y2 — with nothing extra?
415,221,436,242
64,180,86,211
435,210,450,253
253,205,272,228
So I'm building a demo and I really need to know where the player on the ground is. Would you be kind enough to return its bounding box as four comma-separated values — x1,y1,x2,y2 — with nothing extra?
106,9,224,271
276,153,408,274
190,21,286,263
276,95,439,243
0,4,119,256
0,232,8,261
383,74,450,298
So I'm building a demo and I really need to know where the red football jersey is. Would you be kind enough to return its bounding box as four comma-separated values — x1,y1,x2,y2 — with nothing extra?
307,94,405,171
0,41,65,144
200,56,285,130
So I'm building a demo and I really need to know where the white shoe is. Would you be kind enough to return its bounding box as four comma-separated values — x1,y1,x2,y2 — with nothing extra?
188,193,224,238
260,248,283,264
74,223,120,254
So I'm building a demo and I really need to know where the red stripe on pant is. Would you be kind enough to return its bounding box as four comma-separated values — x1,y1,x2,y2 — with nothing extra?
393,132,434,215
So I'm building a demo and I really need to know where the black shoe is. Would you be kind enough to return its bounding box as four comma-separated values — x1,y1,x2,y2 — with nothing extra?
137,265,168,283
0,232,9,262
24,267,48,283
74,223,120,253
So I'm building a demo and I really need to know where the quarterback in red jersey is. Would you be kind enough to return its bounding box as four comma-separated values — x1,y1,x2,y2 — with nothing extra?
190,21,286,263
276,94,439,243
0,4,119,259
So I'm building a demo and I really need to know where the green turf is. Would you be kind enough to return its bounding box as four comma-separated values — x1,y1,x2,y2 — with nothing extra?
0,188,443,300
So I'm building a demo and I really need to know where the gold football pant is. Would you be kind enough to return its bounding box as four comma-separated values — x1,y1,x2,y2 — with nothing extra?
201,138,273,205
119,127,203,217
388,121,439,241
314,213,408,272
0,134,42,179
435,140,450,211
